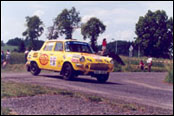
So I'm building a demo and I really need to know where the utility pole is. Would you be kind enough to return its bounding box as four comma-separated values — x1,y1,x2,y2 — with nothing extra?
138,45,140,57
115,40,117,54
129,45,133,57
112,38,117,54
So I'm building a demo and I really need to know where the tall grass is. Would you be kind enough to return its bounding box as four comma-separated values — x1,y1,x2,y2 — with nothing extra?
165,65,173,83
115,55,173,72
8,52,25,64
1,52,26,72
1,64,26,72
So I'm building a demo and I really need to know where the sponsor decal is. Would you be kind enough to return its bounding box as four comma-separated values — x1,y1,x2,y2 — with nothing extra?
72,55,81,58
71,58,79,63
95,59,103,62
50,56,57,66
39,54,49,65
33,53,38,58
66,41,88,45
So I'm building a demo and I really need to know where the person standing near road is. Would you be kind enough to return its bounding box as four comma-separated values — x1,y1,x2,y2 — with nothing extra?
1,51,5,64
147,57,152,72
139,60,145,71
101,38,107,55
24,48,29,63
2,50,11,68
6,49,11,64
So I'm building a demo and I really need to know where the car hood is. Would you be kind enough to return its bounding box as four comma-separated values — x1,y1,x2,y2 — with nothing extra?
66,52,112,64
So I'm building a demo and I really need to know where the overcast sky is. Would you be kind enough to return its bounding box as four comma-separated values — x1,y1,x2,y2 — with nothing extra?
1,1,173,45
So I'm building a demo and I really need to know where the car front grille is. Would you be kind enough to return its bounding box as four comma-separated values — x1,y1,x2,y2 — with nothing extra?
90,63,109,70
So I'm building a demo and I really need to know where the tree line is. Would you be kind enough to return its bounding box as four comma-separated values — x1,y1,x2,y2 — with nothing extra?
2,7,173,58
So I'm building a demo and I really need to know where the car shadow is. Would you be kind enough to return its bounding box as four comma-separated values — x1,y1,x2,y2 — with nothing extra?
39,74,123,85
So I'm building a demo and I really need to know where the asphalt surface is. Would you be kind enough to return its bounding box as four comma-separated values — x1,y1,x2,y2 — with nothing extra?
1,72,173,110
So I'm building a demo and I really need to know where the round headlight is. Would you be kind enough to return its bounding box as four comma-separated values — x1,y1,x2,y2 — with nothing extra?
80,56,85,62
110,59,114,64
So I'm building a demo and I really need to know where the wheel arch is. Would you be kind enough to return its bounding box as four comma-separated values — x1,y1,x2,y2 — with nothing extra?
30,60,42,69
60,61,74,75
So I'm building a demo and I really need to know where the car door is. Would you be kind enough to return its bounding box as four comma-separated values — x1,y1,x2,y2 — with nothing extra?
49,41,64,71
39,42,55,70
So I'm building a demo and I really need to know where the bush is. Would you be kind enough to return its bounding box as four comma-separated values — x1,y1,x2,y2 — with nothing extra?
122,64,141,72
114,61,122,72
165,65,173,83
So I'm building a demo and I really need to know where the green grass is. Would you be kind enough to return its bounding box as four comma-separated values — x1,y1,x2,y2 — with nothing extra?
121,103,137,111
1,81,103,103
1,52,25,65
165,65,173,83
87,96,103,103
1,107,13,115
1,64,27,72
58,91,74,97
1,81,76,99
1,107,18,115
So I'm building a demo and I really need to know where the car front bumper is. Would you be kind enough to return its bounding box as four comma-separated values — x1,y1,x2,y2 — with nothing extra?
72,63,114,75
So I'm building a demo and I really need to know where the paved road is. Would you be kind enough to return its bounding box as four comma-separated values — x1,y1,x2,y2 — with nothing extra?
1,72,173,110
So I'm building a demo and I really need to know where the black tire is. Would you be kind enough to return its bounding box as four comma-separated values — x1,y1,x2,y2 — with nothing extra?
30,62,41,76
62,63,74,80
96,73,109,83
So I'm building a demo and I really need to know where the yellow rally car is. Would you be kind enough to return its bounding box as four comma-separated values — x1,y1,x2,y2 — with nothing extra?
26,39,114,83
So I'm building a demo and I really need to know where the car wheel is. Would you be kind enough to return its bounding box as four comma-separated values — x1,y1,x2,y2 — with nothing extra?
30,62,41,76
62,63,74,80
96,73,109,83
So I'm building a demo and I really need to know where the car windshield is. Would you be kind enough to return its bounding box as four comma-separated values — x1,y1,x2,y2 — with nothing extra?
65,41,94,53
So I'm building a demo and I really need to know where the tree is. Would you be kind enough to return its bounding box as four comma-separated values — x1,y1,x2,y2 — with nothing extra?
18,40,25,52
24,39,44,50
23,15,44,50
52,7,81,39
81,17,106,52
7,37,23,46
6,37,25,52
47,23,59,40
135,10,173,58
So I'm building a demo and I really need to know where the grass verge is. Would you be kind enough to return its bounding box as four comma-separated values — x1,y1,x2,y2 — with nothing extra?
1,107,17,115
1,81,75,99
1,64,27,73
165,65,173,83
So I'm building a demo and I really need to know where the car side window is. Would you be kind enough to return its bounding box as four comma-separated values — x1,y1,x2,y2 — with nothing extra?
54,42,63,51
44,42,55,51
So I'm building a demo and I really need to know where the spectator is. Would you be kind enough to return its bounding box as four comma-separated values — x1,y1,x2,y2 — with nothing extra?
1,51,5,64
139,60,144,71
24,48,29,63
6,49,11,64
101,38,107,55
147,57,152,72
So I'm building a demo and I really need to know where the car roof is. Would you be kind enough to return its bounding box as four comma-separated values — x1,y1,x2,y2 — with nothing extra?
45,39,85,43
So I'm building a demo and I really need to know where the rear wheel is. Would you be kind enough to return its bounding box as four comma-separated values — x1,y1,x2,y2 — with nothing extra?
30,62,41,76
96,73,109,83
62,63,74,80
